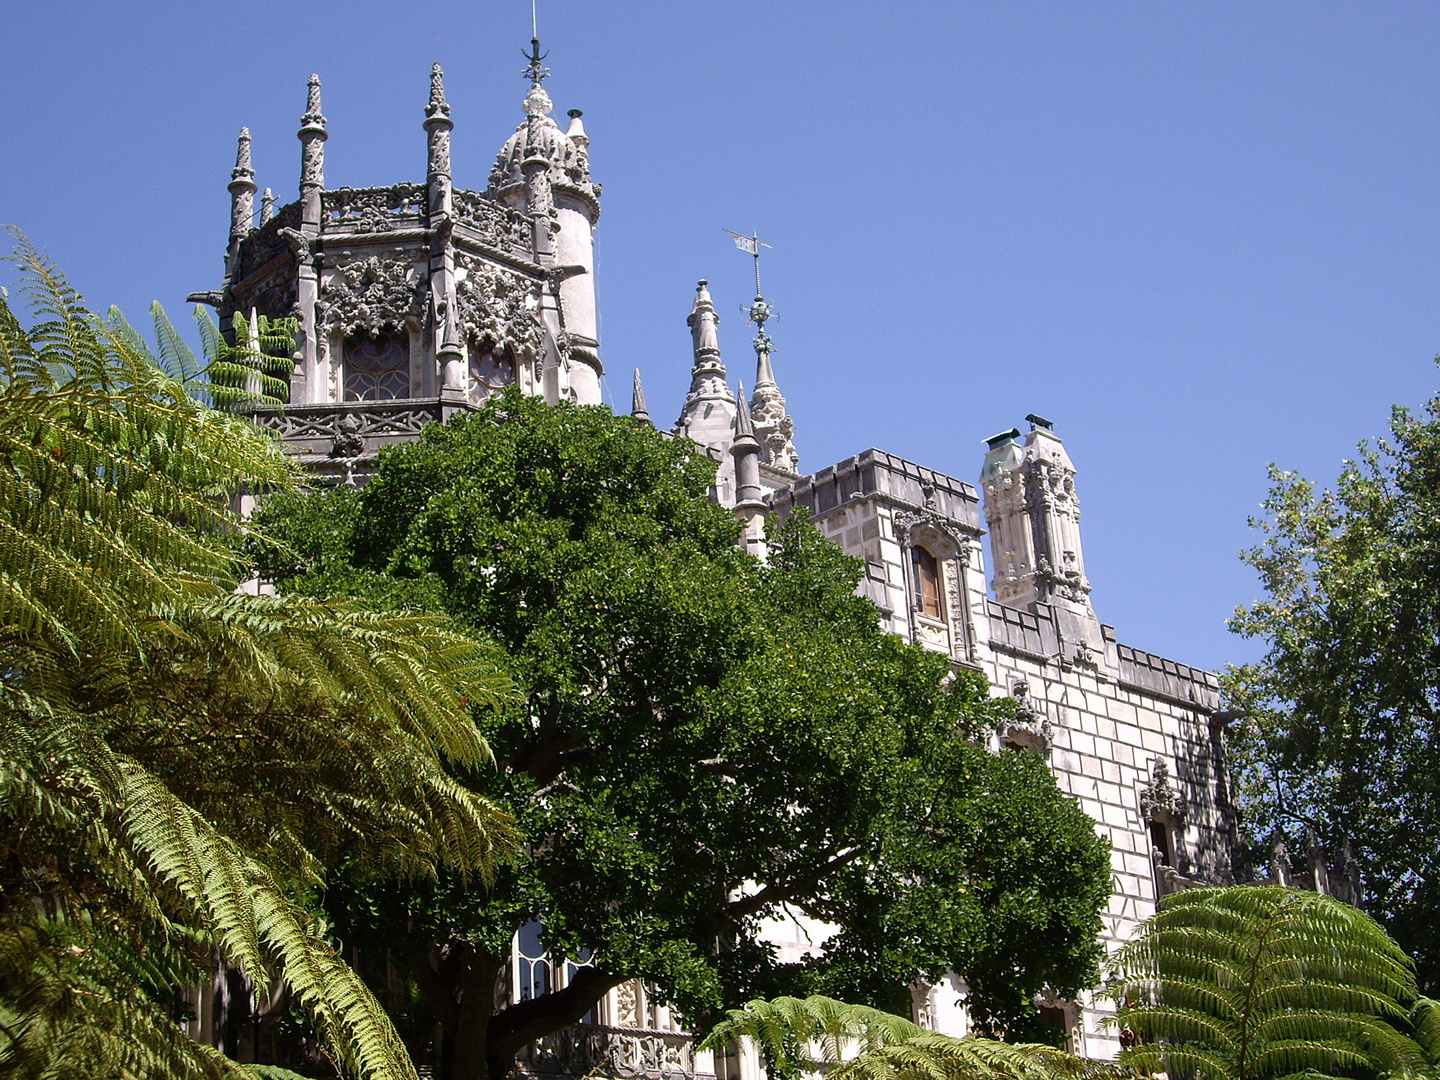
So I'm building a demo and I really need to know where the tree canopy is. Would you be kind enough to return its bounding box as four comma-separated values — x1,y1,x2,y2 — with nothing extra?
254,386,1113,1080
0,235,517,1080
1227,374,1440,992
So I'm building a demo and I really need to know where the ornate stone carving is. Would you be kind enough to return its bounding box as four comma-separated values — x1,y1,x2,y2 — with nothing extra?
454,253,543,358
517,1024,710,1080
318,256,423,335
453,190,533,253
322,184,426,233
329,412,364,457
1000,682,1051,753
1140,759,1184,822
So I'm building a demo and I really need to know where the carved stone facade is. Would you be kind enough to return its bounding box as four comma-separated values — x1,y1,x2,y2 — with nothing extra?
197,46,1237,1078
194,63,604,479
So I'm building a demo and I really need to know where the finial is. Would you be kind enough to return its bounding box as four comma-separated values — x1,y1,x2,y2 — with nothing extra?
523,36,550,88
302,74,326,128
427,62,451,120
232,128,254,182
631,369,651,424
260,188,275,224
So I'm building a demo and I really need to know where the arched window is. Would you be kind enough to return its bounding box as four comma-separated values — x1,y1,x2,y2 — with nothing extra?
469,344,516,405
343,332,409,401
914,546,943,619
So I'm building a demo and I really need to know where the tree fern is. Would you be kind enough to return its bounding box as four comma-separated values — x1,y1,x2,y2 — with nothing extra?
0,232,520,1077
1109,885,1431,1080
701,995,1118,1080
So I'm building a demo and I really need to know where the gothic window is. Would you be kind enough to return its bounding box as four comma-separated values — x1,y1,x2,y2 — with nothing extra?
469,343,516,405
1149,819,1175,868
914,546,944,619
515,920,550,1002
343,333,409,401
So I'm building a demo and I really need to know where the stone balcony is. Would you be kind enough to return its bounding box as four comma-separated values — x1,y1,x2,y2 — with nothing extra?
516,1024,716,1080
242,396,479,484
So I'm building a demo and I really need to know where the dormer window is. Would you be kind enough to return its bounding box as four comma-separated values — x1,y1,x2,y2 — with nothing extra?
914,546,943,619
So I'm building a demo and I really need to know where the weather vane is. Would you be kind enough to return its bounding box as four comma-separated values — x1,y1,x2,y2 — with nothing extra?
523,0,549,86
725,229,776,348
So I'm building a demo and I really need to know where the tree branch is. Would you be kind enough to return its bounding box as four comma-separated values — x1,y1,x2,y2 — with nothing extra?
486,965,624,1068
724,846,865,921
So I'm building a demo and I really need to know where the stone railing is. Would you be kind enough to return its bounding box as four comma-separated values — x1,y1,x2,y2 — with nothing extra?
515,1024,715,1080
322,184,427,233
242,398,479,481
453,189,533,254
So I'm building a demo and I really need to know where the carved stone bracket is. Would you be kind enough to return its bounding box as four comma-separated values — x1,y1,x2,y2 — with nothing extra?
1000,682,1051,753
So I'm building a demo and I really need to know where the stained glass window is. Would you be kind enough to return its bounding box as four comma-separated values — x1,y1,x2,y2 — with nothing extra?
343,333,410,401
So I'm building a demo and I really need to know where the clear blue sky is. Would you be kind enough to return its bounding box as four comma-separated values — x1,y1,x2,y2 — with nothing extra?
3,1,1438,673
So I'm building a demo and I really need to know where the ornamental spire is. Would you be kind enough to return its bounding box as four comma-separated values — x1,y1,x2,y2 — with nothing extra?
726,229,798,474
297,74,328,226
427,60,451,120
675,280,736,450
228,128,257,242
631,369,651,424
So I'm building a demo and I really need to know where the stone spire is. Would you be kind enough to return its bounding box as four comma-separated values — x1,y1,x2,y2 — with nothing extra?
748,325,798,474
631,369,651,424
297,74,327,230
424,62,453,219
259,187,275,225
228,128,257,244
675,280,736,452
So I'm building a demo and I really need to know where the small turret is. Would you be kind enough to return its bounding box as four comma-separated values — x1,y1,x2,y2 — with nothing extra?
980,416,1103,663
631,369,652,424
748,327,798,474
675,280,736,452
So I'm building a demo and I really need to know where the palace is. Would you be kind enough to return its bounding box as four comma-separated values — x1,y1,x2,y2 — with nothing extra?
194,48,1237,1071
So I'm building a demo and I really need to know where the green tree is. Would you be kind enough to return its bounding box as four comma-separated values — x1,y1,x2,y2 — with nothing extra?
1227,377,1440,991
700,995,1115,1080
1110,886,1431,1080
254,387,1113,1080
0,234,517,1079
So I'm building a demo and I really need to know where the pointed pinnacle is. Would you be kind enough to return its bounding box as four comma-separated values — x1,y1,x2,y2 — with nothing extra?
302,74,326,128
260,188,275,224
631,369,651,423
734,381,755,439
232,128,254,181
428,62,451,119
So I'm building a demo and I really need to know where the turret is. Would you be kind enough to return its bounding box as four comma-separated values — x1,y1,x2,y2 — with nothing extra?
675,280,736,452
487,39,603,406
225,128,257,285
979,415,1104,661
730,382,766,556
631,369,652,424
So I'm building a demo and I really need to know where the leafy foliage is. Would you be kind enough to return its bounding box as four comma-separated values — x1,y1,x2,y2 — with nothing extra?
701,995,1118,1080
0,233,518,1079
1110,885,1430,1080
256,387,1112,1079
1226,374,1440,990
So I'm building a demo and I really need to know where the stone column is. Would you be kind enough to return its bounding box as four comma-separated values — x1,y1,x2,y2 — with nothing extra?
424,63,463,397
224,128,256,288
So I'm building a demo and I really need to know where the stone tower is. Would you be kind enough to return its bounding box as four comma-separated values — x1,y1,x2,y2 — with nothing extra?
191,49,603,482
979,415,1105,662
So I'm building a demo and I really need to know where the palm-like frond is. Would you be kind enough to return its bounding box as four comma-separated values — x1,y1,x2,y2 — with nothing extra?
1109,885,1430,1080
0,232,520,1077
701,996,1120,1080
